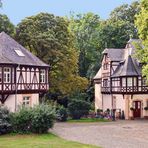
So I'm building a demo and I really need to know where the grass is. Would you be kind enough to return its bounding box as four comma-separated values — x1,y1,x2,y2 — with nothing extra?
67,118,109,123
0,133,99,148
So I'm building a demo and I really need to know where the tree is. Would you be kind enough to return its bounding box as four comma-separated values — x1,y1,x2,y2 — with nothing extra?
135,0,148,81
0,14,15,36
0,0,2,7
68,92,91,119
16,13,88,99
69,13,102,78
109,1,140,24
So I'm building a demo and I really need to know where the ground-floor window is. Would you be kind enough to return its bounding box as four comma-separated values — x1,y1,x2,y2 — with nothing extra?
23,96,31,107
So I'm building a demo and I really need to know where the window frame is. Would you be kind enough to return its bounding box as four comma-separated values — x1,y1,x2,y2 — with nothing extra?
39,69,46,83
23,96,30,107
4,67,11,83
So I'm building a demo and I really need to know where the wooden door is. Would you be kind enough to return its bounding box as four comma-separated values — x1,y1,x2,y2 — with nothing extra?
133,101,141,118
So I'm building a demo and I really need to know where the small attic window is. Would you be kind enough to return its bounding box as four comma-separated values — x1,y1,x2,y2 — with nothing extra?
15,50,25,57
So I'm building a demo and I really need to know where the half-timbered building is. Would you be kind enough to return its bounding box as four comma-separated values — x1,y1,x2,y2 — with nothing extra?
94,39,148,119
0,32,49,111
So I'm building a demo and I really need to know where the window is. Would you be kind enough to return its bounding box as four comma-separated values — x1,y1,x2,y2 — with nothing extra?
103,79,108,87
103,63,108,70
122,78,126,87
15,49,25,57
142,78,147,86
39,69,45,83
23,96,30,107
4,67,11,83
127,77,132,86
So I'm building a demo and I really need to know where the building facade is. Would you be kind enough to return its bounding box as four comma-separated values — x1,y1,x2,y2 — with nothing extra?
94,39,148,119
0,32,49,112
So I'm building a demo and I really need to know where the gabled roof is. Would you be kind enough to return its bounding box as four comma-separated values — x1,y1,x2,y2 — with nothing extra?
0,32,49,67
111,55,141,77
102,48,125,61
93,68,101,80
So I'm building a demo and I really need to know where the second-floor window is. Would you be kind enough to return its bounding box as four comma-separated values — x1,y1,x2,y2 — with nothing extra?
4,67,11,83
103,79,108,87
39,69,45,83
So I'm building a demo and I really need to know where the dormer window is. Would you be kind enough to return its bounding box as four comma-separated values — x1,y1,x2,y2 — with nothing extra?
15,49,25,57
4,67,11,83
40,69,45,83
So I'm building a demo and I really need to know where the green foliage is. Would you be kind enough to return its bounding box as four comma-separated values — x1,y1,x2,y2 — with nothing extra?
11,104,55,134
68,92,91,119
0,14,15,36
0,133,99,148
56,106,68,122
16,13,88,98
30,104,55,134
135,0,148,81
109,1,140,24
69,13,102,78
10,107,32,133
0,105,12,135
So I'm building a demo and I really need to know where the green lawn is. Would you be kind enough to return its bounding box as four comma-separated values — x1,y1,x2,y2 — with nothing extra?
67,118,109,123
0,133,99,148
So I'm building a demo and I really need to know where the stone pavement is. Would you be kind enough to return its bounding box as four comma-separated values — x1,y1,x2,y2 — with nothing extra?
50,120,148,148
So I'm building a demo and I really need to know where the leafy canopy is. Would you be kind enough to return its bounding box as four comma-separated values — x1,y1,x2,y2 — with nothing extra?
16,13,88,97
135,0,148,81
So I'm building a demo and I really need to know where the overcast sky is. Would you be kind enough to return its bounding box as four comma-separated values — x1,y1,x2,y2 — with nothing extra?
0,0,136,25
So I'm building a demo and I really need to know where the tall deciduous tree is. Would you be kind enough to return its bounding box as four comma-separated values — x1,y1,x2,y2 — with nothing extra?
0,14,15,36
69,13,102,78
16,13,88,98
135,0,148,81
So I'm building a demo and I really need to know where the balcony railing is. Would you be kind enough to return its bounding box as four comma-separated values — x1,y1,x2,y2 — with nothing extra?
101,86,148,94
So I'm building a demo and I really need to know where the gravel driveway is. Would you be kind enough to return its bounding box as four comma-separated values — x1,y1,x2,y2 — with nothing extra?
50,120,148,148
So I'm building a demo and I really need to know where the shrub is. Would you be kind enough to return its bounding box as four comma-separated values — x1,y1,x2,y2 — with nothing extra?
56,106,68,122
11,104,55,134
10,107,32,133
0,105,12,135
30,104,55,134
68,99,91,119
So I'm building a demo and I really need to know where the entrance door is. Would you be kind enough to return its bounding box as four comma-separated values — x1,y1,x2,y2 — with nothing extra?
133,101,141,118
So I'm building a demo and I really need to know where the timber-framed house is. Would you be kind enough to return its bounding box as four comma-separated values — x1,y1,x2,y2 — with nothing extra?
0,32,49,111
94,39,148,119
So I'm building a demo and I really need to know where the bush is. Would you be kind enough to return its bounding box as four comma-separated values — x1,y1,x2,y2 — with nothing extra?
30,104,55,133
56,106,68,122
10,107,32,133
0,105,12,135
68,99,91,119
11,104,55,134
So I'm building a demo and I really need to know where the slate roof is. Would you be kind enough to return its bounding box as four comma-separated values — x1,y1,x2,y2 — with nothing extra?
111,55,141,77
94,39,142,79
0,32,49,67
103,48,125,61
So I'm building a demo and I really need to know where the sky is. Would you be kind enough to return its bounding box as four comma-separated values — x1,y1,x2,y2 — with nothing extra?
0,0,135,25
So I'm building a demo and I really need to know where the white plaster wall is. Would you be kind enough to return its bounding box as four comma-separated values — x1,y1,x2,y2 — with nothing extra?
103,94,112,111
4,93,39,112
114,94,125,111
95,83,102,110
